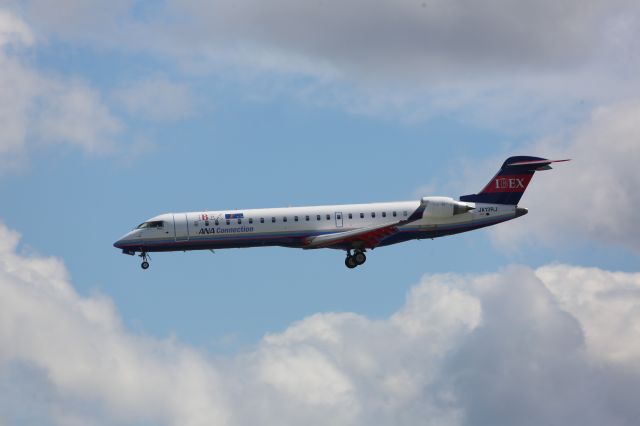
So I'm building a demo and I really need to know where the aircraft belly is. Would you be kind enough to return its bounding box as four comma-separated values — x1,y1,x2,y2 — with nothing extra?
379,213,514,247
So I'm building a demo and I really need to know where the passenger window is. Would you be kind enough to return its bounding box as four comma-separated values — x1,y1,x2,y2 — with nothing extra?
337,214,341,219
403,211,408,216
348,213,352,219
272,217,276,223
382,212,386,217
215,219,219,226
260,218,264,223
305,215,310,221
294,216,299,222
238,218,242,224
205,221,210,226
226,219,230,225
371,212,376,218
393,211,397,217
249,218,253,224
283,217,288,222
326,214,330,220
360,213,364,219
317,215,321,220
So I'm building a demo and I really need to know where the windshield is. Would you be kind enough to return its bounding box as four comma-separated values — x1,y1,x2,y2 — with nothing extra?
136,220,164,229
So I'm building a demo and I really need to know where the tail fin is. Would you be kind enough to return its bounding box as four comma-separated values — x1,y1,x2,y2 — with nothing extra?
460,156,570,205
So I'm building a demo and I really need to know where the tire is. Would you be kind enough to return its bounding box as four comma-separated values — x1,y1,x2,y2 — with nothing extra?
354,251,366,265
141,261,150,270
345,256,357,269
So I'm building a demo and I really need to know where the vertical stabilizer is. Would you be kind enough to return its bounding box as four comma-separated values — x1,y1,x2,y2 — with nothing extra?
459,156,569,205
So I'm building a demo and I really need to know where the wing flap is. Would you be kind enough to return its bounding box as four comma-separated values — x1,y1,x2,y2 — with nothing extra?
304,222,400,249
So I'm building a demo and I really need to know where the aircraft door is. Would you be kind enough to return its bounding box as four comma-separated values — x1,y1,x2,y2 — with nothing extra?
173,213,190,241
335,211,343,228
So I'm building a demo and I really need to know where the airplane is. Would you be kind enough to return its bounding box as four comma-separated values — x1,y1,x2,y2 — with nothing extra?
114,156,568,270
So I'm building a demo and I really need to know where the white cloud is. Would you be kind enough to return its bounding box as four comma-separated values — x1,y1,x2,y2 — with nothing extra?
150,0,640,128
9,1,640,127
0,9,121,170
490,99,640,252
1,220,640,425
23,0,621,78
0,223,230,425
20,0,132,41
537,264,640,365
0,7,34,45
114,76,195,122
35,80,122,155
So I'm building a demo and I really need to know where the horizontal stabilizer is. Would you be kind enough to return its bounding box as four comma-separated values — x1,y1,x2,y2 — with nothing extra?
507,158,570,167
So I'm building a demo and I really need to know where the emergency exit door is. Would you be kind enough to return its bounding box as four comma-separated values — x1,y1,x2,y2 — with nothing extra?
335,212,343,228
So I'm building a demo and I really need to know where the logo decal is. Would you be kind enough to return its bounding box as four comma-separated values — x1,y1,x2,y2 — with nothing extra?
495,177,525,189
481,174,532,193
225,213,244,219
198,226,254,235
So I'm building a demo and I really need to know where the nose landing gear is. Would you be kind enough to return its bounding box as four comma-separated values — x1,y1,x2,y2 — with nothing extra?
345,250,366,269
139,252,150,270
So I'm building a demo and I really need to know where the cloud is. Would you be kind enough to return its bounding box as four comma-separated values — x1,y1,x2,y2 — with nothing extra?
10,1,640,128
19,0,625,78
0,223,230,425
113,75,195,122
0,6,34,45
490,99,640,252
536,264,640,364
0,9,121,171
1,220,640,425
20,0,132,41
172,0,614,78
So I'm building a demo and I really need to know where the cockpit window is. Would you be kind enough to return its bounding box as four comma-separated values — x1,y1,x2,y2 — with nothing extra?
136,221,164,229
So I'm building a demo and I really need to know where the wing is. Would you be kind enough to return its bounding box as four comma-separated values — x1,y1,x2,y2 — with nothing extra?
303,199,428,250
304,222,401,249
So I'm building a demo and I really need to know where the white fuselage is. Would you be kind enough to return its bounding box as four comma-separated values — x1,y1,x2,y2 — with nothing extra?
113,197,518,253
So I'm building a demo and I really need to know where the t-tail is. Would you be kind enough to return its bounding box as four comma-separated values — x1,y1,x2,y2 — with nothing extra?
460,156,570,205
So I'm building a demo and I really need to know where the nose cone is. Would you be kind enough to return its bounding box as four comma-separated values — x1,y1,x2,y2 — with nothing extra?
114,230,136,249
515,207,528,217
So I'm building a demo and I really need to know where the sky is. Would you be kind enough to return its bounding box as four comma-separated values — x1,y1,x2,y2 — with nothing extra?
0,1,640,425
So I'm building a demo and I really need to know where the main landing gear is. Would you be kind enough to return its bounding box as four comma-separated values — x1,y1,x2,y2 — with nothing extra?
140,252,150,270
345,250,366,269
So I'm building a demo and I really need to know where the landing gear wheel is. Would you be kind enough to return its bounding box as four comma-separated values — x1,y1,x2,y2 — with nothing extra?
354,251,366,265
139,252,150,270
345,256,357,269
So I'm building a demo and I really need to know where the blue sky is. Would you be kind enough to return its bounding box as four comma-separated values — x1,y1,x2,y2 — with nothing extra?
1,2,640,425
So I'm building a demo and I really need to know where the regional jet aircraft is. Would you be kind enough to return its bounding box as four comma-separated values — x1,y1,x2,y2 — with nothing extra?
114,156,568,269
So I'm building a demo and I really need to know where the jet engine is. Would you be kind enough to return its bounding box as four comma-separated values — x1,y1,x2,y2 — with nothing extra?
422,197,474,218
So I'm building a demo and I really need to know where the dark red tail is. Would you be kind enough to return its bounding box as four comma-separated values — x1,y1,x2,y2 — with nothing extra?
460,156,569,205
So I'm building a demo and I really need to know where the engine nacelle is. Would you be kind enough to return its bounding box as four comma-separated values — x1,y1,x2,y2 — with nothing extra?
421,197,474,218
